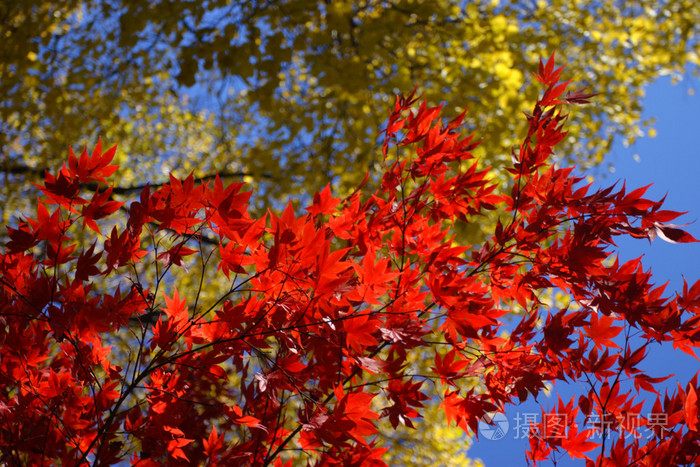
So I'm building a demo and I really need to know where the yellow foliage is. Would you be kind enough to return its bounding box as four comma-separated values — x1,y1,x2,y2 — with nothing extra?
380,404,486,466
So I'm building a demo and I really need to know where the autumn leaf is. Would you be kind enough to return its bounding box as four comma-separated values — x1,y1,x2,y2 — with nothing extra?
585,312,623,350
306,184,341,217
68,139,119,184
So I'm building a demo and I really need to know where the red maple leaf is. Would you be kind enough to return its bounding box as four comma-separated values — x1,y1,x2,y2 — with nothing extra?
67,138,119,184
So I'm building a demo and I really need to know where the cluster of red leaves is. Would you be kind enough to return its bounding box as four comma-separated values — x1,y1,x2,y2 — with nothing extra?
1,54,700,466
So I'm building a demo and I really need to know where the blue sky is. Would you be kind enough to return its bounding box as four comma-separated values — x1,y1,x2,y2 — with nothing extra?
468,74,700,465
604,75,700,292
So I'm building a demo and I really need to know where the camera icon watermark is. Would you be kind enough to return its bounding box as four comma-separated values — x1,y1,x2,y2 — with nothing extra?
478,412,510,440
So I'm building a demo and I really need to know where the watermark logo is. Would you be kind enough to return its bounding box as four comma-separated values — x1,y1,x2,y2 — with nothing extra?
478,412,510,440
475,411,668,441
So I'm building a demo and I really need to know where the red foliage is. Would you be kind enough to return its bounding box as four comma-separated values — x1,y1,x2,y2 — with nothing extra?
1,54,700,466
